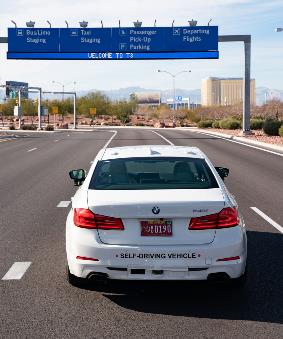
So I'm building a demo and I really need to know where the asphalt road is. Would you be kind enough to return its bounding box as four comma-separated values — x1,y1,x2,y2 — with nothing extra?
0,128,282,339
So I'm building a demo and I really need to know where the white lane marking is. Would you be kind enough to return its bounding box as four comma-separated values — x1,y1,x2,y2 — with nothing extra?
57,200,71,208
193,130,283,158
2,262,32,280
151,131,175,145
54,139,59,142
251,207,283,234
103,130,118,149
27,147,37,152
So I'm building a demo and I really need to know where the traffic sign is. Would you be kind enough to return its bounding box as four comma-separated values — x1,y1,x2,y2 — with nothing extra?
52,106,59,114
89,107,96,115
6,81,29,99
7,26,219,60
7,51,219,60
9,90,17,99
8,28,60,52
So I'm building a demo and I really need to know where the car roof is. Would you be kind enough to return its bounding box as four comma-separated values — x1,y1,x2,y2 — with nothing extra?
101,145,206,160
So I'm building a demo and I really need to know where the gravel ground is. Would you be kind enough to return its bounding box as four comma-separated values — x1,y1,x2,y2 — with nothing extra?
206,129,283,146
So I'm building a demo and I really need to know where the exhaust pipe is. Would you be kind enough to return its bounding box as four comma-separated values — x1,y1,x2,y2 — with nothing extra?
87,272,108,283
207,272,230,282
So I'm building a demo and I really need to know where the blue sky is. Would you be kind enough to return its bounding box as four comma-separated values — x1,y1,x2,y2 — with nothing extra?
0,0,282,92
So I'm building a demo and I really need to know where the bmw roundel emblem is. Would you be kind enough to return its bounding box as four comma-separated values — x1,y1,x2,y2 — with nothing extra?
152,206,160,215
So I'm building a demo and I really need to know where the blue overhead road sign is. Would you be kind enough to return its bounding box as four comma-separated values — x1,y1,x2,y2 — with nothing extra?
7,26,218,60
8,28,60,52
7,51,219,60
60,28,113,52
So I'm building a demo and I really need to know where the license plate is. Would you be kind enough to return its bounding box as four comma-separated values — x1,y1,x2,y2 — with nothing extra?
140,219,173,237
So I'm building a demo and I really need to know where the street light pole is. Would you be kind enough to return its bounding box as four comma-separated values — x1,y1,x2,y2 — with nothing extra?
52,81,76,100
158,70,191,124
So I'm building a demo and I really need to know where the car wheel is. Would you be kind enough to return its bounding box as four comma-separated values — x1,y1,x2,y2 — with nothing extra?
66,266,87,288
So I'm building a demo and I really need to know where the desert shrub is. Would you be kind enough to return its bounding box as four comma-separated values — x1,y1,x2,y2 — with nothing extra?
279,125,283,137
22,124,36,130
45,125,54,131
250,119,264,130
219,119,241,130
197,120,214,128
135,122,145,126
9,124,15,130
212,120,220,128
263,118,281,136
186,110,201,123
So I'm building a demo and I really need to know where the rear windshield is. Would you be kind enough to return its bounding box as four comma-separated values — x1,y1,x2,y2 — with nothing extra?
89,157,219,190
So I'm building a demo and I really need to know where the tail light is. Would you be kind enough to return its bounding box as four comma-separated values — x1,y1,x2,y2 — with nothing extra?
74,208,124,230
76,256,99,261
189,207,239,230
217,256,240,262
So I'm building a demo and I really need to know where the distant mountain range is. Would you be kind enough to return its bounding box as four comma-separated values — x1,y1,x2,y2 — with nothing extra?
1,86,282,106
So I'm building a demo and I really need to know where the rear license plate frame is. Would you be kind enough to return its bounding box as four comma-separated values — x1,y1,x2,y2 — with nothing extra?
140,219,173,237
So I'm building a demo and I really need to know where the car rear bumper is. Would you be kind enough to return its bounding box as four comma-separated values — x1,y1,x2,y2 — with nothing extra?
70,260,246,281
67,219,247,280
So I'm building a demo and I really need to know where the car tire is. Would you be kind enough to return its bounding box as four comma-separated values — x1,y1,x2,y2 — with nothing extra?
66,266,87,288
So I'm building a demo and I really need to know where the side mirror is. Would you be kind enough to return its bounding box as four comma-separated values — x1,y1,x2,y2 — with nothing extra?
215,167,229,180
69,169,86,186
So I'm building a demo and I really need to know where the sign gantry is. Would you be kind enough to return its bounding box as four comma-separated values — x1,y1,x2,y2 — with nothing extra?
7,26,219,60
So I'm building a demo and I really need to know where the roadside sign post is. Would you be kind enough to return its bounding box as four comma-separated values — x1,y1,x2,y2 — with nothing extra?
52,106,58,127
89,108,97,116
52,106,59,114
44,91,77,129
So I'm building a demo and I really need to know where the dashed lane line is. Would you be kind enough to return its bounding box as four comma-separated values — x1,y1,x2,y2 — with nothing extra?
57,201,71,208
27,147,37,152
2,262,32,280
251,207,283,234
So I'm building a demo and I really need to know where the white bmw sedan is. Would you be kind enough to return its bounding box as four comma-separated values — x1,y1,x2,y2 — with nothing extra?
66,145,247,287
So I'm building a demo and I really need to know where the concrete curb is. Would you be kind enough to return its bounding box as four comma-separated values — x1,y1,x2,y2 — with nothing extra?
182,128,283,153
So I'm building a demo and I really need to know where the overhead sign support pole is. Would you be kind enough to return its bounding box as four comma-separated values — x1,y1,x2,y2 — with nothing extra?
219,35,251,135
29,87,42,130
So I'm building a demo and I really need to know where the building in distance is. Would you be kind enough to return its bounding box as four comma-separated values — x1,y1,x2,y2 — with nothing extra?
166,97,200,110
132,92,161,108
201,77,256,106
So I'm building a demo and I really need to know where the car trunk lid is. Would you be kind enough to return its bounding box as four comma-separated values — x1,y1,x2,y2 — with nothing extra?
87,188,225,245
